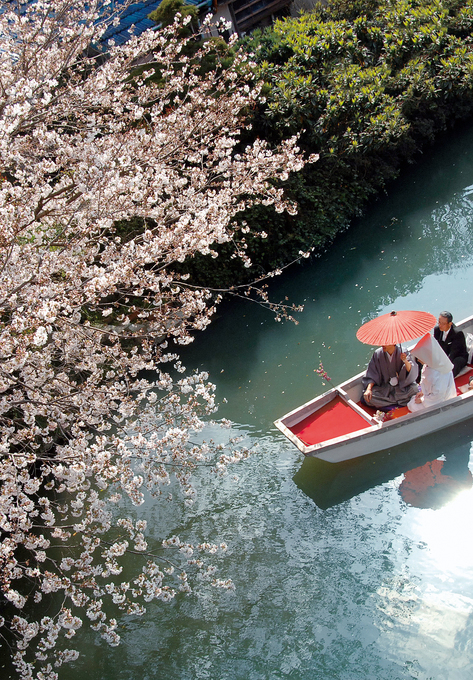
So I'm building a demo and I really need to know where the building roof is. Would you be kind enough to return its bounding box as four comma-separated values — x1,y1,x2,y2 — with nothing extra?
4,0,211,48
100,1,163,46
100,0,212,46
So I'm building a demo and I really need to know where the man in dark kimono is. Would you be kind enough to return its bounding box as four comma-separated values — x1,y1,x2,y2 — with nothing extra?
433,311,468,377
362,344,419,410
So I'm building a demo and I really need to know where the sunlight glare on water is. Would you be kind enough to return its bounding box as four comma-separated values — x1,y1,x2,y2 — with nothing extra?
406,486,473,574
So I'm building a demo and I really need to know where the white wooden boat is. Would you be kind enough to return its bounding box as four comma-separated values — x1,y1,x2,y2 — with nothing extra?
275,313,473,463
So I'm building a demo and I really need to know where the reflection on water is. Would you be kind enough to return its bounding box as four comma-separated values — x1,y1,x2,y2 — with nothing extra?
398,456,473,509
293,420,473,510
62,423,473,680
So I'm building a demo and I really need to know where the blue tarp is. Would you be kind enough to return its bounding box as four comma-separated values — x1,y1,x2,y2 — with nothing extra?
4,1,213,48
101,1,163,46
101,0,212,45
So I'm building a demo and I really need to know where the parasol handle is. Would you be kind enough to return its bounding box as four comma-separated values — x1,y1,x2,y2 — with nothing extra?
390,314,401,351
392,311,400,350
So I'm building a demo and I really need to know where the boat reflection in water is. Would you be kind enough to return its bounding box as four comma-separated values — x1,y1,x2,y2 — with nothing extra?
293,420,473,510
398,455,473,509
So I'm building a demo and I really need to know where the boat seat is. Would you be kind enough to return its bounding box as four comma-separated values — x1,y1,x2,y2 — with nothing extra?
454,365,473,395
357,402,408,419
388,406,409,419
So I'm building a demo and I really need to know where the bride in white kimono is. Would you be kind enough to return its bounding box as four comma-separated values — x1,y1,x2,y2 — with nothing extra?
408,333,457,412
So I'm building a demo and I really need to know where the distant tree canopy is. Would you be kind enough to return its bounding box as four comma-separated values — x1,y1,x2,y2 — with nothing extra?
148,0,199,35
187,0,473,287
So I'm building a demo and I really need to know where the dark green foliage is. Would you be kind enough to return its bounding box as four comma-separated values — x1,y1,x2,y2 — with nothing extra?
205,0,473,288
148,0,199,36
122,0,473,291
194,36,236,76
144,3,236,83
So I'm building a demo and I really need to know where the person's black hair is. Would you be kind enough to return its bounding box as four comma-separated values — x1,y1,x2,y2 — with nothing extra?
439,311,453,323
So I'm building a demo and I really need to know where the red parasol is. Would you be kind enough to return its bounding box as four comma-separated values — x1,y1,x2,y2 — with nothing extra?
356,310,437,346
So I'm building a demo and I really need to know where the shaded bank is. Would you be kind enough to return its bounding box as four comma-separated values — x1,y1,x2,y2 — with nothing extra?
183,0,473,288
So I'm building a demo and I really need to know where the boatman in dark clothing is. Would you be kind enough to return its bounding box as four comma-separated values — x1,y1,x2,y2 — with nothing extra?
433,311,468,377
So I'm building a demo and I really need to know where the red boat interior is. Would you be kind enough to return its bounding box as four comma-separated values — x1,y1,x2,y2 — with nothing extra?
288,367,473,447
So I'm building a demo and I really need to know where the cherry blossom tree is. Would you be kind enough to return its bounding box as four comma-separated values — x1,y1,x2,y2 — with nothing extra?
0,1,309,677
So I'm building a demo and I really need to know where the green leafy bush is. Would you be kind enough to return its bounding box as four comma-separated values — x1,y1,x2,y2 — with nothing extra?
197,0,473,288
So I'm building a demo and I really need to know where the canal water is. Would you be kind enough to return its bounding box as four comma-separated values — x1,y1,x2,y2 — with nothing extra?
21,122,473,679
